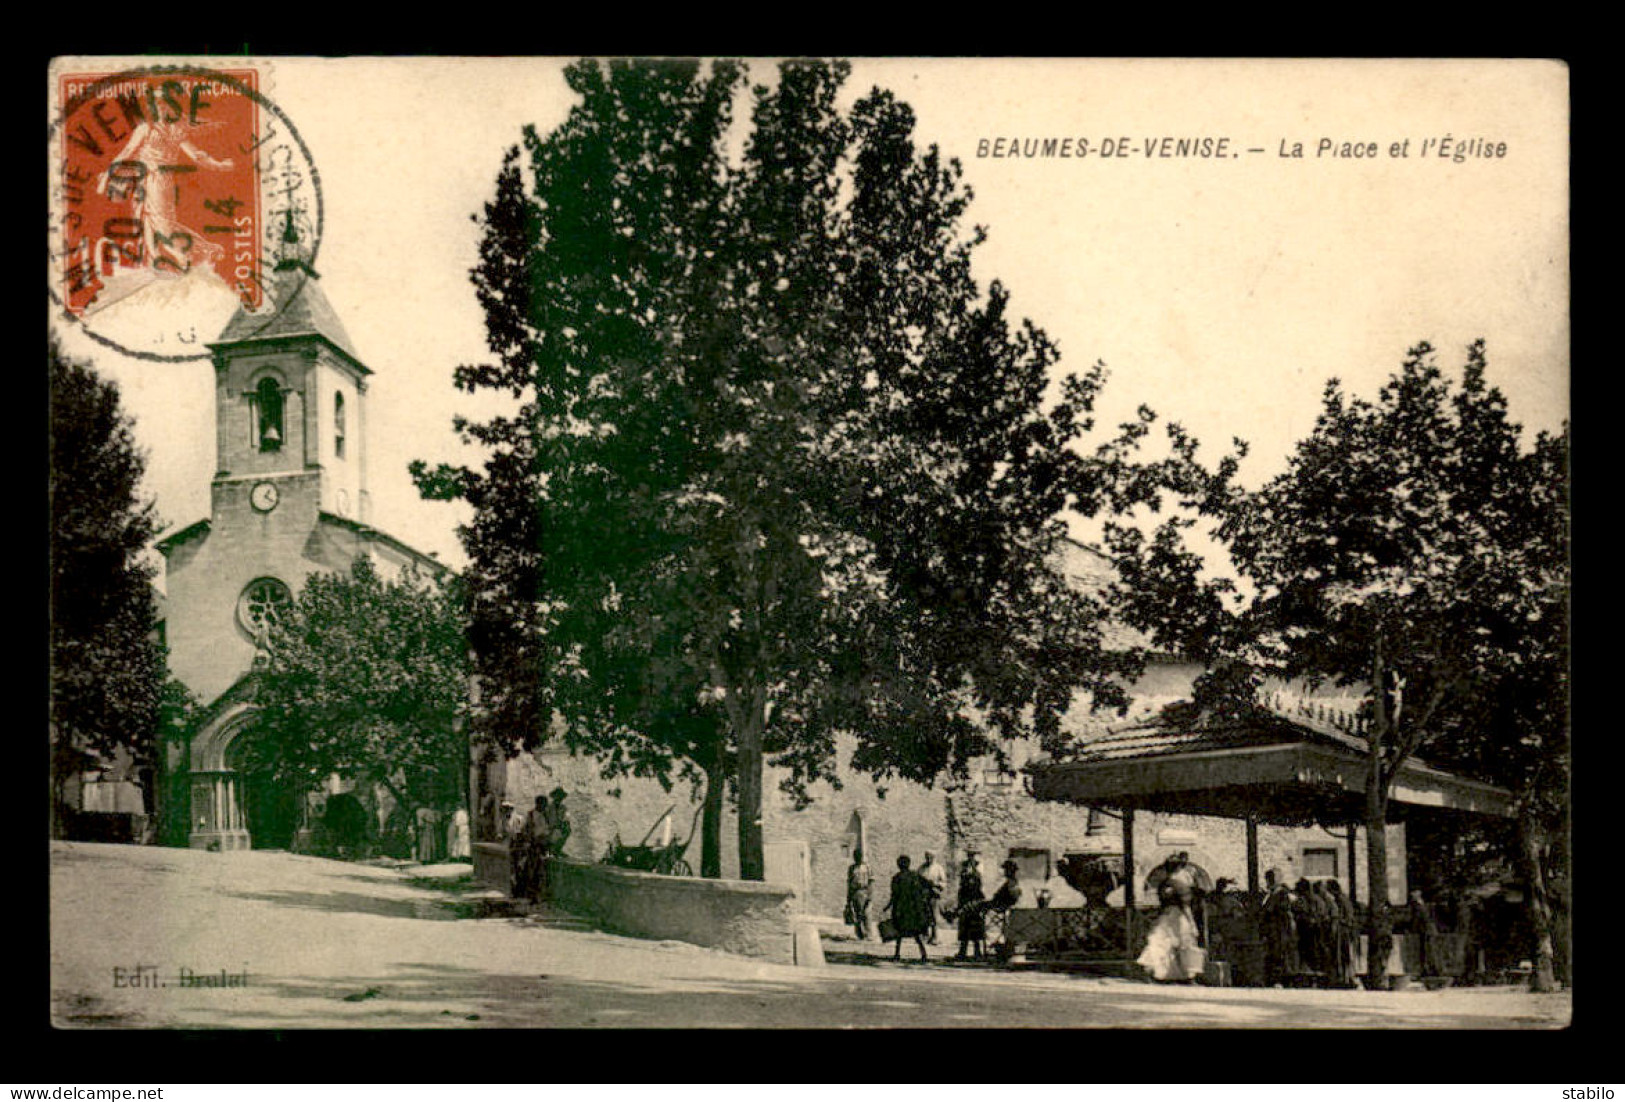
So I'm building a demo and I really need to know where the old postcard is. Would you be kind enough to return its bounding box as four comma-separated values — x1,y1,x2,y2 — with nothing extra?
47,57,1569,1031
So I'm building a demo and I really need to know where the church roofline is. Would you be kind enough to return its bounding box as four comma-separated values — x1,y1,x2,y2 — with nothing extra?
154,518,211,555
319,511,451,578
191,668,268,732
205,330,373,377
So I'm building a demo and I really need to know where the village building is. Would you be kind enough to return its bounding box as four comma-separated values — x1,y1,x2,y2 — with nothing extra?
487,541,1432,920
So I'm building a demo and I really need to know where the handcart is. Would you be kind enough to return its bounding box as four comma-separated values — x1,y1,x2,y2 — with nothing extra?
601,803,702,877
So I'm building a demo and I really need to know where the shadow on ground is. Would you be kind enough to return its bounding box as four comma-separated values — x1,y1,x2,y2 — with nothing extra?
224,888,468,921
174,959,830,1028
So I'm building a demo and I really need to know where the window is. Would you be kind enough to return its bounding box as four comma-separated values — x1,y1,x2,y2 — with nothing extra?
334,391,346,458
1006,847,1052,883
254,378,284,452
236,577,292,643
1086,807,1108,836
1302,847,1339,879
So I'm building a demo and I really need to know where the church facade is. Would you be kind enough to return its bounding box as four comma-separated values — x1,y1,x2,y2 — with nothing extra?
155,252,442,851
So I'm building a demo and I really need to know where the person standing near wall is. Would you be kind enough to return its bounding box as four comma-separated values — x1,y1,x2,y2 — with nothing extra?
919,851,947,944
846,850,874,940
885,855,931,962
447,806,471,860
478,789,499,843
1408,888,1439,977
955,850,988,961
521,795,552,902
501,799,525,899
1325,879,1358,987
540,788,572,901
1261,869,1298,987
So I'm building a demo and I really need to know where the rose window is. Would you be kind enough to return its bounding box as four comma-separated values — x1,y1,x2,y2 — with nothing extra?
236,577,292,642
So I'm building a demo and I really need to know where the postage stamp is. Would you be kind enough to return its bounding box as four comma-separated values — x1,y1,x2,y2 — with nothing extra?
47,64,321,363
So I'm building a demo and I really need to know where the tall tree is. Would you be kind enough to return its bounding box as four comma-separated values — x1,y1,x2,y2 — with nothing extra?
1423,423,1569,989
49,339,164,837
417,58,1192,880
1108,340,1569,988
237,557,470,833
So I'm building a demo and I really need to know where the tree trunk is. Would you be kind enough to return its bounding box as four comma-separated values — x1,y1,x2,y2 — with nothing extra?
1364,638,1395,990
138,763,159,846
701,741,725,879
1517,814,1558,993
1364,781,1393,990
50,776,67,841
1550,815,1571,987
736,703,765,881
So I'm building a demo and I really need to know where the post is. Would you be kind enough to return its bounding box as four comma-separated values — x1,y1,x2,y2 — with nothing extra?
1122,806,1136,956
1245,813,1260,896
1347,824,1359,905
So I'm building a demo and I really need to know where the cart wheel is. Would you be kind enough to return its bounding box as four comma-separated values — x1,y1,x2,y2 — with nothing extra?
665,858,692,877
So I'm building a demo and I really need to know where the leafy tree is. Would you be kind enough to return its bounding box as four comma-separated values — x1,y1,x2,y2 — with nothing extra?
238,557,470,837
49,339,164,837
1424,424,1569,989
417,58,1187,880
1108,340,1569,989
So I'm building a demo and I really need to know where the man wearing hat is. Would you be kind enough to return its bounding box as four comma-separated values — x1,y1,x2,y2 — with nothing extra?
955,849,987,960
986,858,1025,937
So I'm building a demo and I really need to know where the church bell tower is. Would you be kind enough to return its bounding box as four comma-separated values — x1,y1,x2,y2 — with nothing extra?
162,215,380,851
210,211,372,530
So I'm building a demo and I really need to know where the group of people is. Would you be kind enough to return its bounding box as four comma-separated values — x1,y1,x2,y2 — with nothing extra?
845,849,1024,962
1136,856,1363,987
1257,869,1360,986
319,795,471,863
506,788,572,903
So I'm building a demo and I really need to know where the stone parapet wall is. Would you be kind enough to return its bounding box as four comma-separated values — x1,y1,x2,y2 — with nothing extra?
472,842,509,891
552,860,797,963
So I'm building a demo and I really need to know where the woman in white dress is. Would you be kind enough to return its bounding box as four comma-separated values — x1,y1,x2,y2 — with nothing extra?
1137,854,1200,981
447,807,472,860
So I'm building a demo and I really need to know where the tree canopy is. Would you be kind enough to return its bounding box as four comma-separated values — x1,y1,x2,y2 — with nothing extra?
416,58,1222,879
238,557,470,819
49,339,164,831
1107,339,1569,985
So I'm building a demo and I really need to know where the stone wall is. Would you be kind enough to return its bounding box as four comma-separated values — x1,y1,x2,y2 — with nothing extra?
472,842,509,892
552,859,797,963
494,734,1412,919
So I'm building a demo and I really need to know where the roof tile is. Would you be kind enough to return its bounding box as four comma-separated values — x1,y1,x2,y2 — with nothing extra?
214,263,361,362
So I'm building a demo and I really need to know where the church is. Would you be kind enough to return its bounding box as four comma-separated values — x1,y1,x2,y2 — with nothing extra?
154,241,443,852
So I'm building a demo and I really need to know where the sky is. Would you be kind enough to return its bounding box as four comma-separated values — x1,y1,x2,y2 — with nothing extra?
48,57,1569,575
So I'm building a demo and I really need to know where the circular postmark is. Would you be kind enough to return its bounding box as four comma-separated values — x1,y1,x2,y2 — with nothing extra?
46,64,324,363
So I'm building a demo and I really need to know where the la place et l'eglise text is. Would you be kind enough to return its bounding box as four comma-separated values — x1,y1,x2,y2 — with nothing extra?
977,136,1232,159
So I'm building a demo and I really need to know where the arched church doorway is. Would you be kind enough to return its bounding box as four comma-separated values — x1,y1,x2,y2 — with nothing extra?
243,773,302,850
224,737,300,850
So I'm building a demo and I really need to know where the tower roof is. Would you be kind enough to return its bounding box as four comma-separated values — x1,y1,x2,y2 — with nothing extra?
211,261,367,371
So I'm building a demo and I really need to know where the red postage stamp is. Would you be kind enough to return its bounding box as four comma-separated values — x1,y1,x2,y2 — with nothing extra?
49,64,320,362
55,68,264,318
